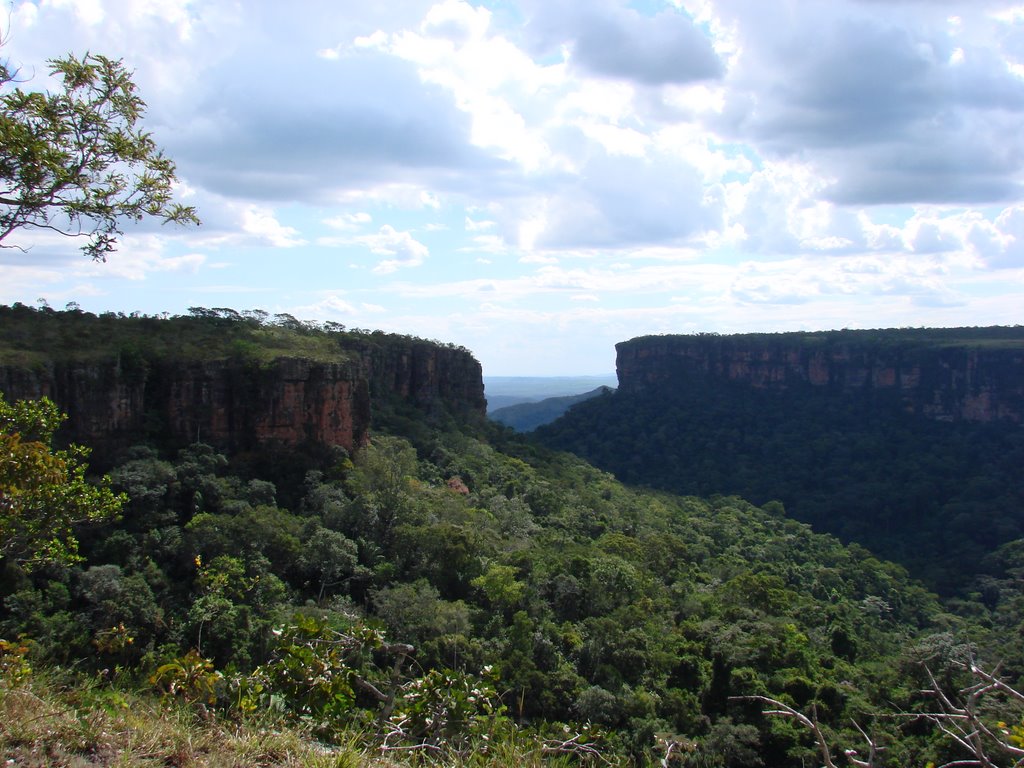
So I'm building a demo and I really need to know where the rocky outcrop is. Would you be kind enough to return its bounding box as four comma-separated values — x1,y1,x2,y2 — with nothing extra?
357,338,487,414
615,329,1024,424
0,339,485,459
0,356,371,458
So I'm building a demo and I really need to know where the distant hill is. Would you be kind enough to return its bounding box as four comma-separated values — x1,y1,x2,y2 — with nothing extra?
483,374,617,411
489,385,614,432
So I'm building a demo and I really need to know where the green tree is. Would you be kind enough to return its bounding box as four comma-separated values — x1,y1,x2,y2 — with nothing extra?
471,563,526,613
348,436,419,551
299,525,358,601
0,393,124,568
0,52,198,260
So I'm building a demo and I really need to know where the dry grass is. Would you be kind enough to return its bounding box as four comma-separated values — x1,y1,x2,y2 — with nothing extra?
0,673,373,768
0,673,580,768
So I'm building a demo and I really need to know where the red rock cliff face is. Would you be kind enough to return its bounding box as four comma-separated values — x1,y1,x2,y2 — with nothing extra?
0,340,486,458
615,332,1024,424
162,358,371,451
0,356,371,457
359,339,487,413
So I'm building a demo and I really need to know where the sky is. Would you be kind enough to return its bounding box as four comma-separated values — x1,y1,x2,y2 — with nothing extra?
1,0,1023,376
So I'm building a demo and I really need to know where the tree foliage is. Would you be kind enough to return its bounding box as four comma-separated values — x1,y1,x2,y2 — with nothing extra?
0,52,198,260
0,393,123,568
536,373,1024,595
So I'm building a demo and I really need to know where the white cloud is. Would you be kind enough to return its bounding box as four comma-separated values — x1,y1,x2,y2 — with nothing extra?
0,264,68,306
293,295,359,317
713,0,1024,205
238,206,306,248
316,46,343,60
463,235,508,254
576,122,649,157
325,212,373,230
75,234,207,281
357,225,430,273
49,0,105,26
421,0,491,43
523,0,722,85
382,4,564,171
978,205,1024,268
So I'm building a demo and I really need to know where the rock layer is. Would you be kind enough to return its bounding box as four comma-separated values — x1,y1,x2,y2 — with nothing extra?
0,340,484,458
615,330,1024,424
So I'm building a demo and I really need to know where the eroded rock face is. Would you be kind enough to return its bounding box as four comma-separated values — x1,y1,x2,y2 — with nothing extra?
0,341,486,459
0,357,371,457
360,340,487,414
615,332,1024,424
161,358,371,451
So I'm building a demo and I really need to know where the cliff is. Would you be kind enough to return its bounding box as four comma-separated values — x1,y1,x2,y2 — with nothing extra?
615,328,1024,424
0,355,371,458
357,336,488,414
0,306,485,459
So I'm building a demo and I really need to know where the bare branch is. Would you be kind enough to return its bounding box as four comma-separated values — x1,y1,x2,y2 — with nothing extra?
541,732,613,765
731,695,843,768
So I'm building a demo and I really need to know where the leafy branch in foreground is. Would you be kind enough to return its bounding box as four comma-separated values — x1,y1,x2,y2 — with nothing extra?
0,392,124,568
0,52,198,260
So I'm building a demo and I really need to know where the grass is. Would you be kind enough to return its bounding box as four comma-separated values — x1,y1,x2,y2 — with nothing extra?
0,669,590,768
0,671,373,768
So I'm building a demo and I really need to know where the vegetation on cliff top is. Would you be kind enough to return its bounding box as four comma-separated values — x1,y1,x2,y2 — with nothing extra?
0,302,474,368
618,325,1024,351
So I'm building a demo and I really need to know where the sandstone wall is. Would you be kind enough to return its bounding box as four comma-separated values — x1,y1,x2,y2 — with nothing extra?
615,332,1024,424
0,356,371,457
0,340,486,458
358,339,487,414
